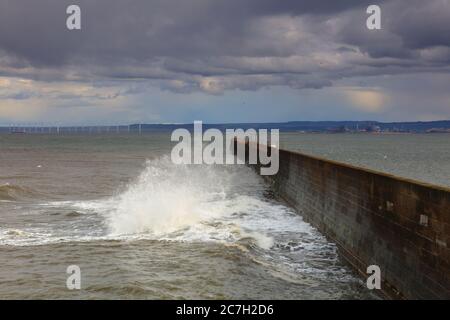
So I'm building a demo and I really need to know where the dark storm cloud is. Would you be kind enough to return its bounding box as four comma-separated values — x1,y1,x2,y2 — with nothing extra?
0,0,449,93
334,0,450,60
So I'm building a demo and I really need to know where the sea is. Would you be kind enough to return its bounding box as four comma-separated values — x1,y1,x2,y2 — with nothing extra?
2,132,447,299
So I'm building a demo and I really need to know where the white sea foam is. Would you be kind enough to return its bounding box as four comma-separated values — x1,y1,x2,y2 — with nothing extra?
99,156,327,252
1,157,327,255
106,157,233,236
100,157,281,251
0,157,353,284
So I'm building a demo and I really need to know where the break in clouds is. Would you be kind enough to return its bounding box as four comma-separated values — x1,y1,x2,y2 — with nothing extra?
0,0,450,123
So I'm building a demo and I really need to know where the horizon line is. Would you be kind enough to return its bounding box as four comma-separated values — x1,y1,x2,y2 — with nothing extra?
1,119,450,127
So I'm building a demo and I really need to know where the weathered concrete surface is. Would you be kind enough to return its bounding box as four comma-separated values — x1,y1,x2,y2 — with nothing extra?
239,141,450,299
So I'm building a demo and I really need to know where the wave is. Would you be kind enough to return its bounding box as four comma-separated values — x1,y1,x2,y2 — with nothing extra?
0,183,38,201
107,156,257,237
103,156,322,252
6,157,278,248
0,157,351,285
0,156,364,292
1,156,326,255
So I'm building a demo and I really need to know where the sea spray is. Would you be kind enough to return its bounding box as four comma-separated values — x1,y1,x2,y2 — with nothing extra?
107,156,237,236
106,156,281,250
2,156,320,254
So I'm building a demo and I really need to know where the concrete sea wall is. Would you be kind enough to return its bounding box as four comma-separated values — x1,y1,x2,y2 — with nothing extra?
238,141,450,299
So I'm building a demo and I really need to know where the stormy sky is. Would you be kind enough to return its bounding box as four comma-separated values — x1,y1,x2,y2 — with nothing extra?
0,0,449,125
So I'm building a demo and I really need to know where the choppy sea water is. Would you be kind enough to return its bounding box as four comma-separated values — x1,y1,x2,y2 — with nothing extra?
0,133,384,299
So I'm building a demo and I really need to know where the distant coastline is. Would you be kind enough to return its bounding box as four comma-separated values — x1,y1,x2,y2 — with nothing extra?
1,120,450,134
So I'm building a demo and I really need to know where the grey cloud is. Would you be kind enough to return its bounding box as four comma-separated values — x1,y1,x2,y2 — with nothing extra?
333,0,450,59
0,0,448,94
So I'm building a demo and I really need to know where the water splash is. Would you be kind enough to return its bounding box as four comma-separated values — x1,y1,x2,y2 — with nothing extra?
107,156,237,236
1,157,324,255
